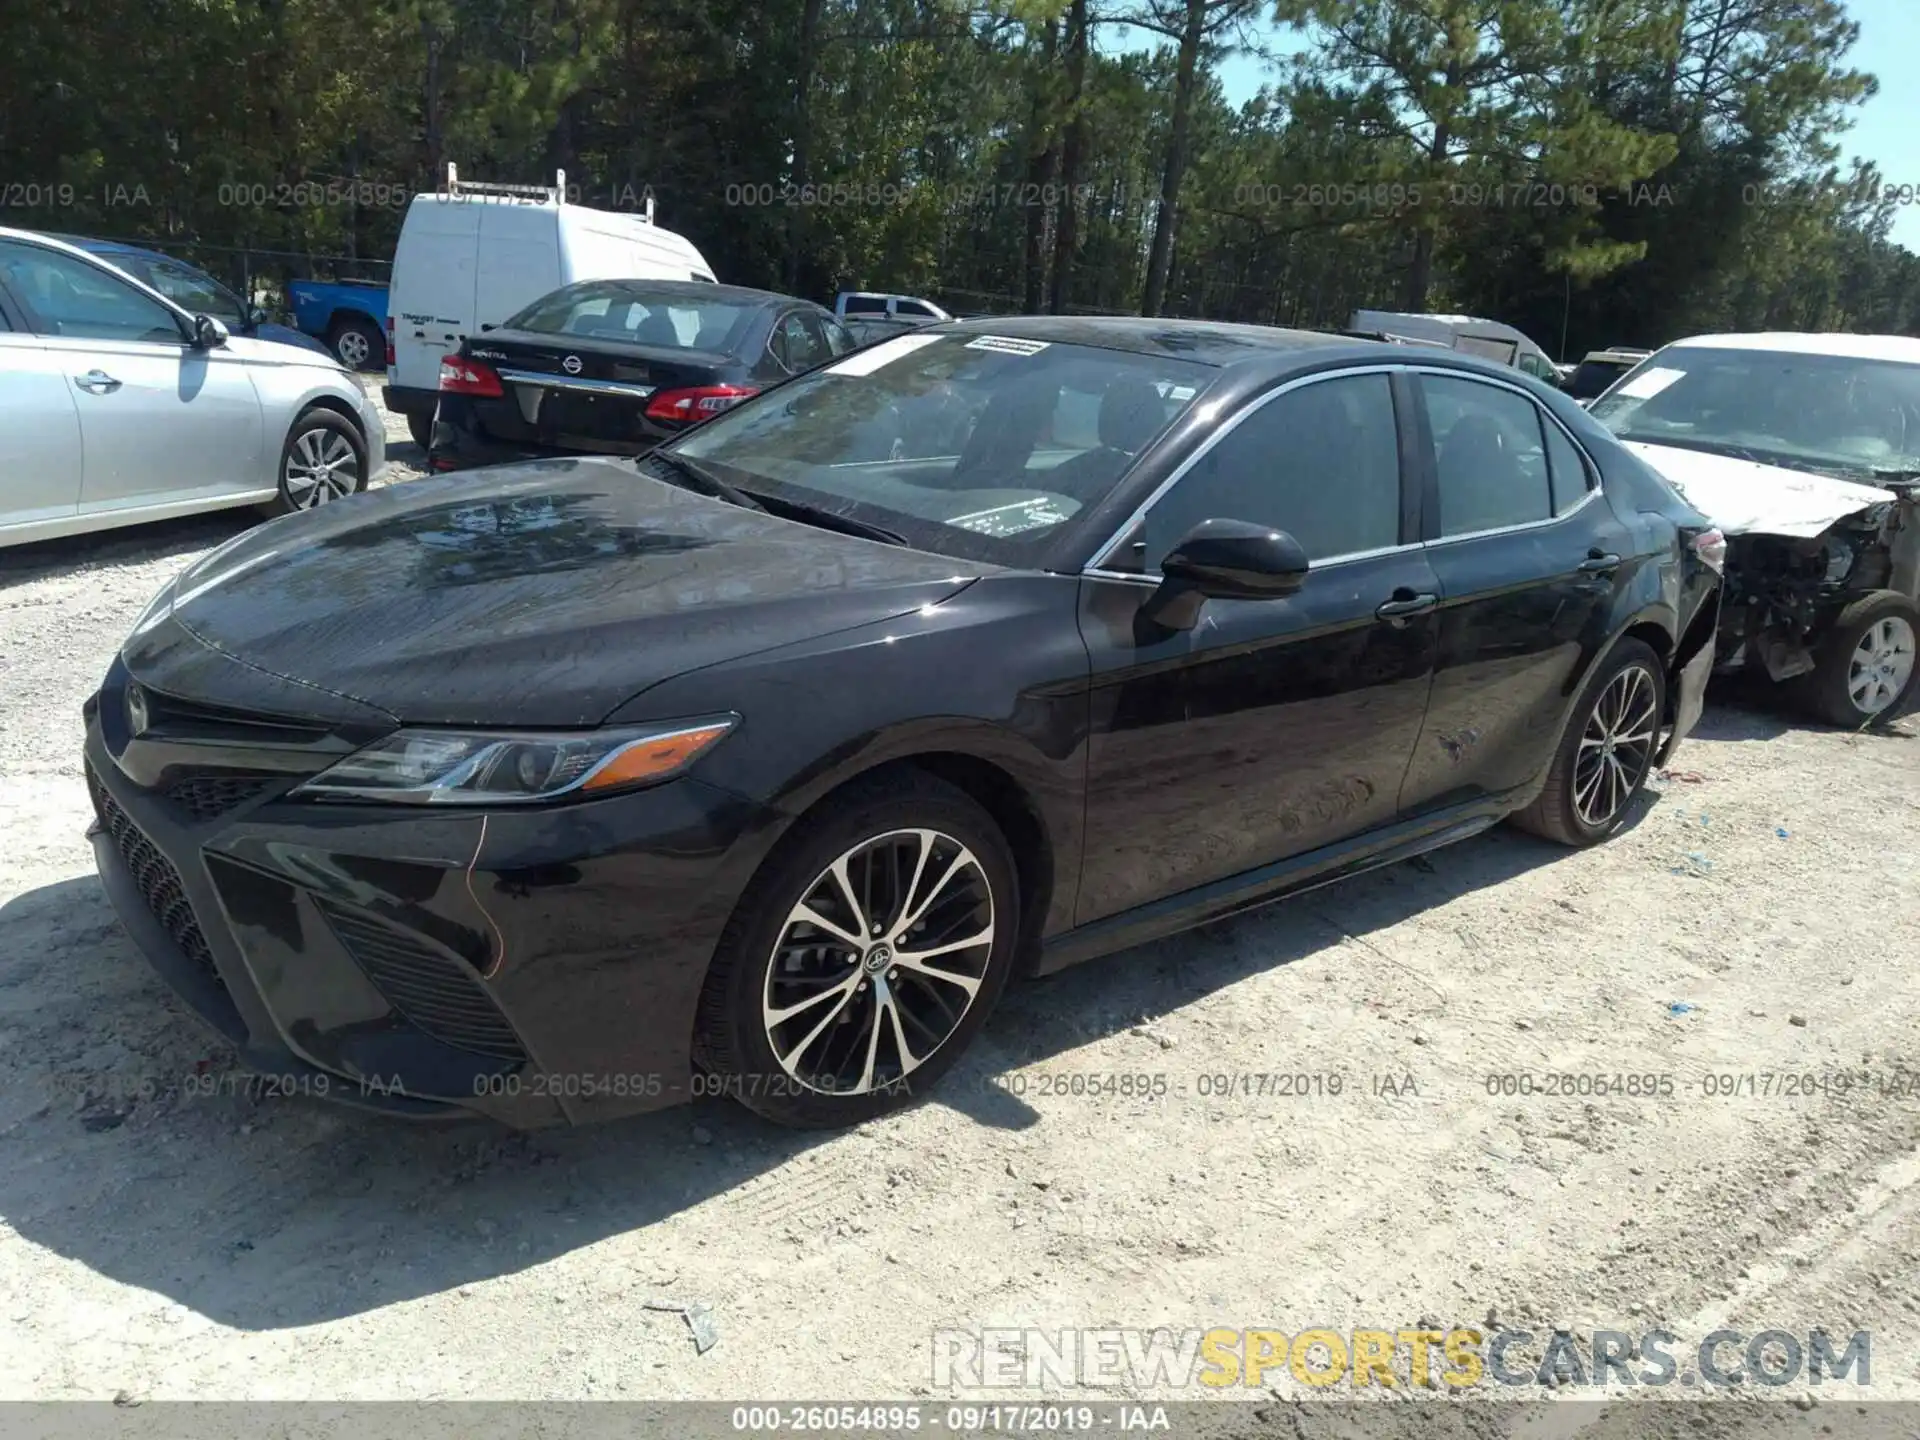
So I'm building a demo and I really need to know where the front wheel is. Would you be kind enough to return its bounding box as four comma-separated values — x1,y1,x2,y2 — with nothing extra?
1802,590,1918,727
270,408,367,515
694,771,1019,1128
1512,638,1666,847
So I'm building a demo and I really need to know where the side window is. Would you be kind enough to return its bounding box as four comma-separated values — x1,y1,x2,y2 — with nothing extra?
1419,375,1552,536
1517,351,1555,381
0,242,183,344
898,300,937,318
777,312,829,372
146,261,246,326
1138,373,1402,569
823,319,857,356
842,296,886,316
1543,418,1593,514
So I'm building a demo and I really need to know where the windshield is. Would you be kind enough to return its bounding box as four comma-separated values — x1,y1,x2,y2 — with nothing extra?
1591,345,1920,480
672,331,1213,563
504,281,759,350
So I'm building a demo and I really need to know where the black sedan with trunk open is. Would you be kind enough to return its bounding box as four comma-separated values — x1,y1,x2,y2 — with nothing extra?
427,278,859,471
87,317,1721,1130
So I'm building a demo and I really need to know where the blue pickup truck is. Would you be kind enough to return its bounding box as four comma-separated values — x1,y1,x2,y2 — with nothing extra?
287,278,390,370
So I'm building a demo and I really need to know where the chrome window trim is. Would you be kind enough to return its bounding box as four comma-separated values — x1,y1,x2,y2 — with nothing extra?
1086,363,1404,573
497,368,656,399
1420,482,1600,549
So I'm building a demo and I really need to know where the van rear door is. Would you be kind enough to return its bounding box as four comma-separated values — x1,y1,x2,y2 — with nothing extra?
389,196,480,395
475,203,563,331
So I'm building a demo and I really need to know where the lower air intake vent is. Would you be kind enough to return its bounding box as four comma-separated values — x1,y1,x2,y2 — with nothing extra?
87,763,219,978
164,775,272,822
316,901,527,1062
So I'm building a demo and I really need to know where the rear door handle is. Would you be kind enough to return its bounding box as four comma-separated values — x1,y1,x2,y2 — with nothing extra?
1375,591,1439,626
1578,551,1622,574
74,369,122,393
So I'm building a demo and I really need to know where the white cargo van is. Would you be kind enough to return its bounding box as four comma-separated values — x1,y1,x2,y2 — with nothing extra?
382,165,717,445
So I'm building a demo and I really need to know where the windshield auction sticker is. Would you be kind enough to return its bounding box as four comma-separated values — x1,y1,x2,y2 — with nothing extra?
964,335,1050,356
1616,365,1685,399
825,332,944,376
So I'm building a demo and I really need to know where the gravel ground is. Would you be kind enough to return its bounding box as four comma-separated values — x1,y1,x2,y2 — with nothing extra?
2,401,1919,1417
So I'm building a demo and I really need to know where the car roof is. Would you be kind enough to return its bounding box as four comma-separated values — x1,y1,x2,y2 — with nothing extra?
1582,348,1649,363
562,277,814,308
44,232,171,263
1669,332,1920,364
942,314,1369,366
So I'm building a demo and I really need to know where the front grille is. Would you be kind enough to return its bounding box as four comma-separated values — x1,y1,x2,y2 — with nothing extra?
87,764,218,977
316,900,527,1062
164,775,271,822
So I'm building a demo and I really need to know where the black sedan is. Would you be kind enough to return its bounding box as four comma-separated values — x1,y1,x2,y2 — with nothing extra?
427,279,859,471
85,317,1722,1130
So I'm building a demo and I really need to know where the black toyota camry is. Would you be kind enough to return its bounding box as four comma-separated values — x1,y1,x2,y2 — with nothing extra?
85,317,1722,1130
427,278,859,471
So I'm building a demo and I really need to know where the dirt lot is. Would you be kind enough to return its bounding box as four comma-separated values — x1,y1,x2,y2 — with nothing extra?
2,402,1918,1412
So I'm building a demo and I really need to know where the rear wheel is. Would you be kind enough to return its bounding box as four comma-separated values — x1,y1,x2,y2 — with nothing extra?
694,771,1019,1128
1512,638,1665,847
405,411,433,450
270,408,367,515
1802,590,1918,727
327,315,382,371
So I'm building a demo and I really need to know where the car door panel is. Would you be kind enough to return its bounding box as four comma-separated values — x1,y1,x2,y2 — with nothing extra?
1072,367,1439,926
0,333,85,529
45,338,268,510
1398,371,1634,813
0,239,268,510
1075,553,1441,925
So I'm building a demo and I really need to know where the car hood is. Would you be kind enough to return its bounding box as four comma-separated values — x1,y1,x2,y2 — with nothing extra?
128,458,991,727
1622,441,1895,539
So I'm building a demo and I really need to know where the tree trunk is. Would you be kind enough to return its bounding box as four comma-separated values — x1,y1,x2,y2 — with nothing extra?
1049,0,1090,313
1403,118,1451,310
1141,0,1206,316
785,0,825,290
422,16,444,186
1021,20,1060,314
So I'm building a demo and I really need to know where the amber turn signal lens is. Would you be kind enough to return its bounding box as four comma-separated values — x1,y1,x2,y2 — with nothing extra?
581,721,735,792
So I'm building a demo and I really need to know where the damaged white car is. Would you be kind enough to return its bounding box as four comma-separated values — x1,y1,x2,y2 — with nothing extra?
1590,333,1920,726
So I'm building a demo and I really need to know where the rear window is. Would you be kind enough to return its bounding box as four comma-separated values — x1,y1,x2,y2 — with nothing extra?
1566,358,1632,400
505,282,759,350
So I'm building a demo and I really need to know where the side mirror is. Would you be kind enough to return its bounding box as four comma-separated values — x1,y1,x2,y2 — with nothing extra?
480,323,496,332
1142,518,1310,631
191,313,230,349
248,304,268,327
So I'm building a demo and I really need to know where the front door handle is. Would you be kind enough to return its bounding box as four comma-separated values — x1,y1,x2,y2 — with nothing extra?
1375,590,1439,626
1578,550,1622,575
74,369,122,393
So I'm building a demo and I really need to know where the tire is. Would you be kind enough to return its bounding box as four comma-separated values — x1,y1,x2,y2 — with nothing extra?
1511,637,1666,847
693,769,1020,1128
1800,590,1919,728
270,407,368,515
327,315,382,371
406,411,434,450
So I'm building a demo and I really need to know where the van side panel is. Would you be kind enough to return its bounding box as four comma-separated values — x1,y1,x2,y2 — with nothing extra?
388,197,481,393
475,204,565,332
556,212,715,284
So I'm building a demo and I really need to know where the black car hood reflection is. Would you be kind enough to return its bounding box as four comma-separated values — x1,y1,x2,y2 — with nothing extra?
144,458,991,726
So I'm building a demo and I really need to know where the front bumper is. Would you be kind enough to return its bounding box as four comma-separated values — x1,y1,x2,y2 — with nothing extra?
83,661,785,1127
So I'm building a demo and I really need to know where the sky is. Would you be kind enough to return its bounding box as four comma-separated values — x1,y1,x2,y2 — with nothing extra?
1194,0,1920,254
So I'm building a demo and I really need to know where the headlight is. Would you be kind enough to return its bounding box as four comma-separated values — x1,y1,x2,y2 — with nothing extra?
292,716,737,805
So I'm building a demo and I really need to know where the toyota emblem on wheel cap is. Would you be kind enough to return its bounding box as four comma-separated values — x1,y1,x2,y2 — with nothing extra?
562,354,583,375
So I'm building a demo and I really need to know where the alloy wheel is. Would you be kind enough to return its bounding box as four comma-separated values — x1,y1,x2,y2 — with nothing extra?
762,828,995,1095
1573,662,1658,829
284,427,362,508
1847,615,1915,717
335,330,372,368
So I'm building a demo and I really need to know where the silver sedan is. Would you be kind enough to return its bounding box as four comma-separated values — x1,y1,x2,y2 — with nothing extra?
0,228,387,549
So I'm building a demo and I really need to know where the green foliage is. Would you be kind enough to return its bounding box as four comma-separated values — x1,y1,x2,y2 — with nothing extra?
0,0,1910,346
